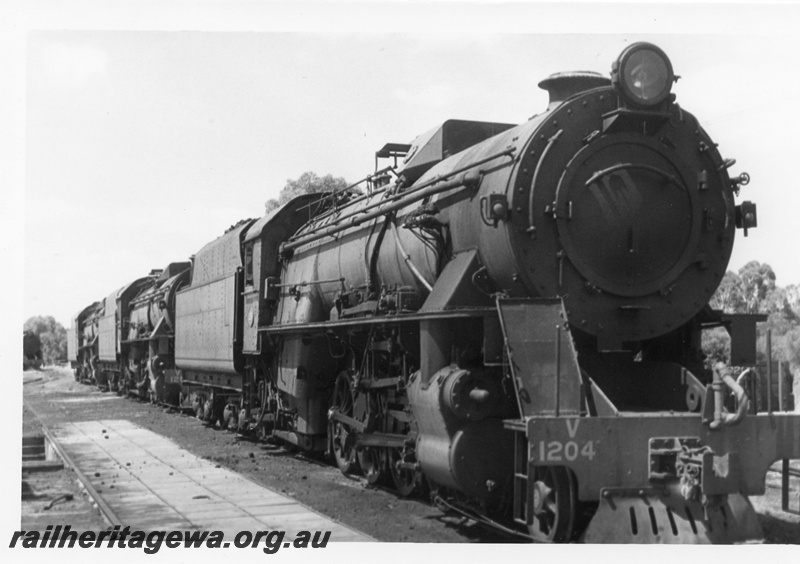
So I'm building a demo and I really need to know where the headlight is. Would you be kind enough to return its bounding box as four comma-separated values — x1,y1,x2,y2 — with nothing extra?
612,43,674,107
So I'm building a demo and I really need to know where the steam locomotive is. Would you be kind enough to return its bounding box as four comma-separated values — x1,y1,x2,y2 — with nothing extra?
68,43,800,543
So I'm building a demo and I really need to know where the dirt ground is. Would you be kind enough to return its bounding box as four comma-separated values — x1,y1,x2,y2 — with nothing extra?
21,367,800,543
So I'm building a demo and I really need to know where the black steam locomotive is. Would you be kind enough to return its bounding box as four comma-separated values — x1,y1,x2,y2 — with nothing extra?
68,43,800,543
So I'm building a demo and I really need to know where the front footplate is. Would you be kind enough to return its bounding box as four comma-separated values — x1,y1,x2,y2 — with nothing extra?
510,412,800,543
584,489,761,543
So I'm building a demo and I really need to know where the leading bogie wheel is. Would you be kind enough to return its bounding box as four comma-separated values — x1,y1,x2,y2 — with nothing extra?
528,465,578,543
388,447,417,497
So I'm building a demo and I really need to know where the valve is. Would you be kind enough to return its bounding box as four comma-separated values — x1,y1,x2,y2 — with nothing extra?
730,171,750,195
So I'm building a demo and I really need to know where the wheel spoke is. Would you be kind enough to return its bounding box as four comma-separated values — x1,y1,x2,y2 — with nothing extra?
357,447,384,485
388,448,416,497
528,466,577,543
330,372,357,474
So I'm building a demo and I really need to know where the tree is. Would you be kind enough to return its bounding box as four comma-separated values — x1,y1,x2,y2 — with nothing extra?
707,263,792,367
709,262,788,316
784,283,800,318
23,316,67,366
706,263,800,409
780,326,800,409
737,261,777,314
710,271,746,313
701,326,731,368
265,172,350,213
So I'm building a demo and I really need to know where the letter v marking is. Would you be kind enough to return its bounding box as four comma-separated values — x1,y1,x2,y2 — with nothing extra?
566,419,580,438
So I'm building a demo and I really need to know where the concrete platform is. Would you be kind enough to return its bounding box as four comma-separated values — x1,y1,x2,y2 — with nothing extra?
47,419,373,542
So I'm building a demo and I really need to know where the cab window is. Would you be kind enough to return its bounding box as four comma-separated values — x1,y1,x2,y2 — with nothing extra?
244,244,254,287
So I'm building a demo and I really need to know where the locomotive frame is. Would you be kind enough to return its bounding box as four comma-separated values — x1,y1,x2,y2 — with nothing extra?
68,42,800,543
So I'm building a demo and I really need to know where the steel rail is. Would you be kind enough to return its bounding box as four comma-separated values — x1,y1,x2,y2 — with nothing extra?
25,408,124,528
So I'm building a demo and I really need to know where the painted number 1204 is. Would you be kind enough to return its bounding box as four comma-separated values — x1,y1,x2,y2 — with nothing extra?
537,440,596,462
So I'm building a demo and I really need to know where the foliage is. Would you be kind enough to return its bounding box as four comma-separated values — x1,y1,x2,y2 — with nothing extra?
710,261,782,315
783,283,800,318
738,260,777,314
705,261,800,370
701,326,730,368
265,172,351,213
782,326,800,404
709,271,747,313
23,316,67,366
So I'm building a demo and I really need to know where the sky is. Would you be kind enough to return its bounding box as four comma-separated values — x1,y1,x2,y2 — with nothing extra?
6,2,800,558
13,6,800,329
14,7,800,330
